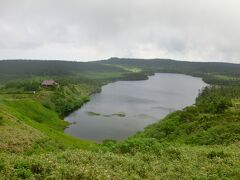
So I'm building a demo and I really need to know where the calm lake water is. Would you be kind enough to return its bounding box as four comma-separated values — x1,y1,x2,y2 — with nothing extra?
65,73,207,142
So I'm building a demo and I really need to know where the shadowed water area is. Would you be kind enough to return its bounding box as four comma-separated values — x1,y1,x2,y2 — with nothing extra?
65,73,207,142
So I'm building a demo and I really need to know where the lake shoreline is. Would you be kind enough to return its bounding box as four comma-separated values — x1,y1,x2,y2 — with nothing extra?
63,72,208,120
64,73,207,141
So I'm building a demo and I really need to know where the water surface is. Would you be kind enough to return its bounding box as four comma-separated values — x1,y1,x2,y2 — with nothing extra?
65,73,206,141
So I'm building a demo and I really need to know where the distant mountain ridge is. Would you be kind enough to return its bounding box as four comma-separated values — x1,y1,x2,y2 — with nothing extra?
1,58,240,83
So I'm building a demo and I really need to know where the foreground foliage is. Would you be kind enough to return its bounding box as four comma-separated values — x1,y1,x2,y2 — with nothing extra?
0,143,240,179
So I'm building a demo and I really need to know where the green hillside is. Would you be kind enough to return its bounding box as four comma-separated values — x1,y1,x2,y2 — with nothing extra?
0,58,240,179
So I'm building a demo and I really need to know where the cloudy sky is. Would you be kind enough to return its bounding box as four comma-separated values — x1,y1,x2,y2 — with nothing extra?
0,0,240,62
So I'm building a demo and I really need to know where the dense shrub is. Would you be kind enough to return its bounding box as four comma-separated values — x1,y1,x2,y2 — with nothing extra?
103,138,164,155
196,86,233,114
207,150,228,159
4,80,40,91
51,94,89,116
0,116,3,125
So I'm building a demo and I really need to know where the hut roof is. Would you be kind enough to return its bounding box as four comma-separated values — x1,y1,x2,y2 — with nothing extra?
41,80,57,86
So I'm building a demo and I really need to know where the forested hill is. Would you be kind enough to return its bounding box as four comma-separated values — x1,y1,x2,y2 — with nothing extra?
1,58,240,77
0,59,121,76
101,57,240,77
1,57,240,85
100,58,240,85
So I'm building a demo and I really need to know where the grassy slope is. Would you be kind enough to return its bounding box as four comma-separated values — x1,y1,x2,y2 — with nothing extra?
0,95,96,154
0,143,240,179
134,110,240,145
0,103,43,153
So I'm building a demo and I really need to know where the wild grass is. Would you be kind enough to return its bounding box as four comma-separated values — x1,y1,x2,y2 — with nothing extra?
0,143,240,179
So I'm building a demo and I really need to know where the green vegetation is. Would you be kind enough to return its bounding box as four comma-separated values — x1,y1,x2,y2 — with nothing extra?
87,111,101,116
0,144,240,179
0,58,240,179
87,111,126,117
112,112,126,117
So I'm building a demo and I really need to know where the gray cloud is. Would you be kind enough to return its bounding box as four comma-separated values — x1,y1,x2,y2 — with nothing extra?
0,0,240,62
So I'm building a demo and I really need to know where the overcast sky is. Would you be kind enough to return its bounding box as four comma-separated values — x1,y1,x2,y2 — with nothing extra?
0,0,240,62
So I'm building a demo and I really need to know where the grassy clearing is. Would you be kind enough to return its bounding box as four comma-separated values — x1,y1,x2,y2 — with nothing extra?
211,74,240,81
107,64,142,73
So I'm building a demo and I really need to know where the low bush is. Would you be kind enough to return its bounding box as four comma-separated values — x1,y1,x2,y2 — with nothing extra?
0,116,3,125
207,150,228,159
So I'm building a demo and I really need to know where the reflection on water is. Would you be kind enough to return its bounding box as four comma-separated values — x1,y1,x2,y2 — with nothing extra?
65,73,207,142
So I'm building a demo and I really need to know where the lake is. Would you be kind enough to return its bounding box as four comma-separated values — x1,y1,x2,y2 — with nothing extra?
65,73,207,142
